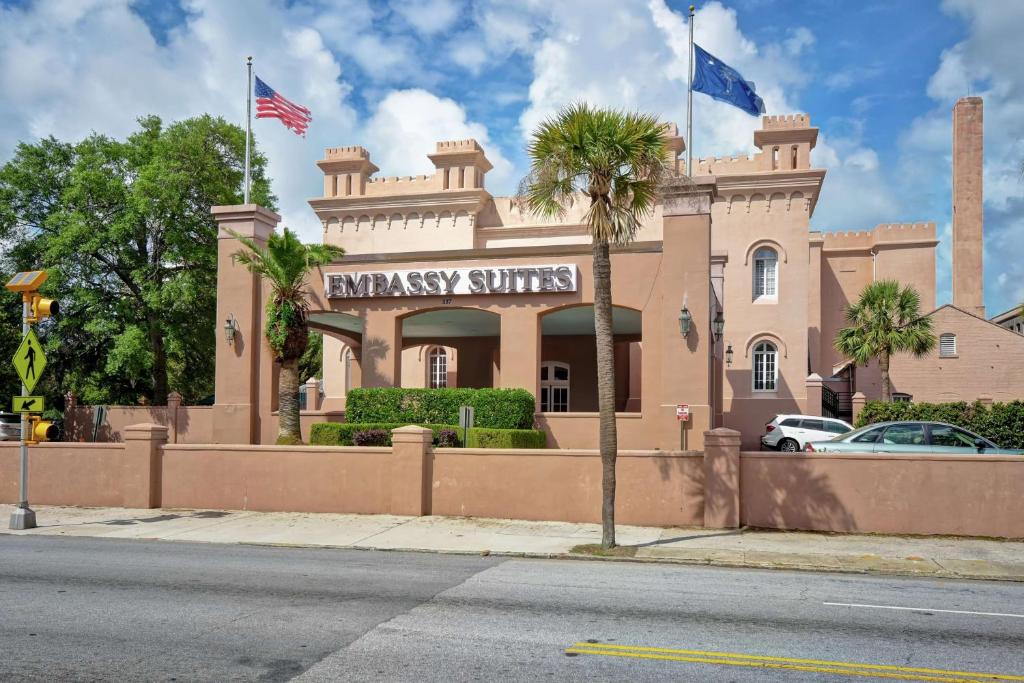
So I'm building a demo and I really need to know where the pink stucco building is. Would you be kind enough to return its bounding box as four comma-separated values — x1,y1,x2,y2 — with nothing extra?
209,97,1023,448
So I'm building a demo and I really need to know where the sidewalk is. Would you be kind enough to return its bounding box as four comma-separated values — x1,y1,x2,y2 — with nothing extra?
3,504,1022,581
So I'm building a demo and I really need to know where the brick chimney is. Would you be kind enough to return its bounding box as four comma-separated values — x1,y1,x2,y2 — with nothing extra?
952,97,985,318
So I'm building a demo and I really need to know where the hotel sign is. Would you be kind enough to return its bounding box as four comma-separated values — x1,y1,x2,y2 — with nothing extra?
325,264,579,298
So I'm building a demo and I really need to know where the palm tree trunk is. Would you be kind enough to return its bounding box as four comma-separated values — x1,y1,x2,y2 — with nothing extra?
278,357,302,444
592,238,618,549
879,349,891,402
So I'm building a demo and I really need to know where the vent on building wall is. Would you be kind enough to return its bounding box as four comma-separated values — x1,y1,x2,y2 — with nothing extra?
939,333,957,358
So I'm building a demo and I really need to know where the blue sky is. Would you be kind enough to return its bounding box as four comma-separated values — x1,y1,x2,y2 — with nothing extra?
1,0,1021,315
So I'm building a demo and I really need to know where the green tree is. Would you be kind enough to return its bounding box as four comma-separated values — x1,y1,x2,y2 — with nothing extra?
231,228,342,444
0,115,274,406
299,331,323,383
519,103,670,549
835,279,936,402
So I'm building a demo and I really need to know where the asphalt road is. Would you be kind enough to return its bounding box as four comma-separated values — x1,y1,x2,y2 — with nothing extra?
1,536,1023,682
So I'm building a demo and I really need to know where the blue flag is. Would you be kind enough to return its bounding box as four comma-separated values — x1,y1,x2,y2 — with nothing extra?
692,44,766,116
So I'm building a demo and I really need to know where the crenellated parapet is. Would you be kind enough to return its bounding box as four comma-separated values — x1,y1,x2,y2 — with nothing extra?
761,114,811,130
315,137,495,200
821,223,937,251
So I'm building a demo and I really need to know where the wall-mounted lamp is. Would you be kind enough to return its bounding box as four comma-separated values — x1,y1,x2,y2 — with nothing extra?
725,344,734,367
224,314,238,346
712,311,725,342
678,306,692,337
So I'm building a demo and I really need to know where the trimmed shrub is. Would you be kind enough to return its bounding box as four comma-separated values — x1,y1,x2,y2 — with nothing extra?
352,429,390,446
857,399,1024,449
466,427,547,449
309,422,458,447
437,429,461,447
345,388,535,429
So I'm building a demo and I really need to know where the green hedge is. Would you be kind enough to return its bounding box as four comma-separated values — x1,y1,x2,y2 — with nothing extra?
309,422,547,449
857,400,1024,449
309,422,458,446
345,388,536,429
466,427,547,449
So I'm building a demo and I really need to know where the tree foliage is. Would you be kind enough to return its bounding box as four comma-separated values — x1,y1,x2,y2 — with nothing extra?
835,279,936,402
0,115,274,407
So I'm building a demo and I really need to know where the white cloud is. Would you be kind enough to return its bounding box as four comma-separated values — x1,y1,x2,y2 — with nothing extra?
0,0,516,243
899,0,1024,313
517,0,810,162
362,89,514,189
390,0,462,36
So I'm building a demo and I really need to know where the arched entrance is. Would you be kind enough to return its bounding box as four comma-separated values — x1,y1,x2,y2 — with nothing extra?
539,304,642,412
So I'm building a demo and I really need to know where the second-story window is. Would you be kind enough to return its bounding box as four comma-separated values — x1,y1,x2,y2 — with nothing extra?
753,247,778,300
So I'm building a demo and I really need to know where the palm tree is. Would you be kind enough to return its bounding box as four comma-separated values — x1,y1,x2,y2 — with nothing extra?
835,279,936,402
520,103,671,549
231,227,343,444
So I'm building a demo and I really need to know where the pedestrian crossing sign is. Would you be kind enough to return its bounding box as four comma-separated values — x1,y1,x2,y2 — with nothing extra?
13,328,46,393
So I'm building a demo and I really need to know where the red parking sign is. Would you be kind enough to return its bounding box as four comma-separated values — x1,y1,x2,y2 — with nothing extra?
676,404,690,421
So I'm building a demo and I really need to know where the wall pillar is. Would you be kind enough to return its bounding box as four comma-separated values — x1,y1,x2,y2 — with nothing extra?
655,177,716,450
978,394,993,408
851,391,867,425
499,308,541,409
211,204,280,444
122,423,167,509
362,311,401,387
390,426,432,516
303,378,322,411
804,373,824,417
166,391,182,444
703,427,741,529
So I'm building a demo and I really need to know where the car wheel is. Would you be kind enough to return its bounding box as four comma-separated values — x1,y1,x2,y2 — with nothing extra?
778,438,799,452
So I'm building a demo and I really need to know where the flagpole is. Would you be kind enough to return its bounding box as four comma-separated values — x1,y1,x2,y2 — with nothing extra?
687,4,695,176
244,56,253,204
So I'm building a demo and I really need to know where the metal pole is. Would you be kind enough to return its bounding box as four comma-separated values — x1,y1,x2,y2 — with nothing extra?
10,297,35,530
687,4,695,176
244,56,253,204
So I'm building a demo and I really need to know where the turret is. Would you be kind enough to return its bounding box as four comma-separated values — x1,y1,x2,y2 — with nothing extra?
427,139,493,191
317,146,380,198
753,114,818,171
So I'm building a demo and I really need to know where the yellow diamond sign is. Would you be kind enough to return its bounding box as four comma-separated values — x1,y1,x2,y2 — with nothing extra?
13,329,46,394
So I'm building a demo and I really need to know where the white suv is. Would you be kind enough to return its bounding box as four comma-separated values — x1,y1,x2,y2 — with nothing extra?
761,415,853,452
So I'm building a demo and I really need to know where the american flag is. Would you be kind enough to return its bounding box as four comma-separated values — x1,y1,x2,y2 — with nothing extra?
255,75,312,136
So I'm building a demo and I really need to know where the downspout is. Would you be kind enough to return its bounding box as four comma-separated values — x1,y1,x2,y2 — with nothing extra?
870,246,878,281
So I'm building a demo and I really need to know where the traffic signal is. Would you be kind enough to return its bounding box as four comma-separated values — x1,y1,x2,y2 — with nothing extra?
28,294,58,323
26,416,58,444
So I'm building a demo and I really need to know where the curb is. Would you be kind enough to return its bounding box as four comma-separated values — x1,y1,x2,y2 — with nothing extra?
233,540,1024,583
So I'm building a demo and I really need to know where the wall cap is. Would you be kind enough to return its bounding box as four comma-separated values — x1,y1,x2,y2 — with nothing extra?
805,373,824,385
704,427,742,444
391,425,433,444
123,423,169,441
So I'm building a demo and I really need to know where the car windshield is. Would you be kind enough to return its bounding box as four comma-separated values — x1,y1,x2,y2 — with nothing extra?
830,425,874,442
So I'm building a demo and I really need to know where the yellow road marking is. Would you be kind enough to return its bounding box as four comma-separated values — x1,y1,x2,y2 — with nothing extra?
566,643,1024,682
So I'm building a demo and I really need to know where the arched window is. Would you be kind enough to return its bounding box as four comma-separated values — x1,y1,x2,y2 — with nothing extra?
753,247,778,299
939,333,957,358
540,362,570,412
428,347,447,388
752,341,777,392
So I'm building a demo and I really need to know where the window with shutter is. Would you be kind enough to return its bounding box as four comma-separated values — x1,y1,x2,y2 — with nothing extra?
939,334,957,358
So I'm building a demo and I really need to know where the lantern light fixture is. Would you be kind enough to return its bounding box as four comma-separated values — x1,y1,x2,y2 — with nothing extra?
224,314,238,346
678,306,692,337
712,311,725,341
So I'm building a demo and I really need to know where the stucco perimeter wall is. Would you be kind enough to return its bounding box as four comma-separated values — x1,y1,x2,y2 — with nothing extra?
65,406,214,444
741,452,1024,537
431,448,704,527
160,444,391,513
0,442,126,507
